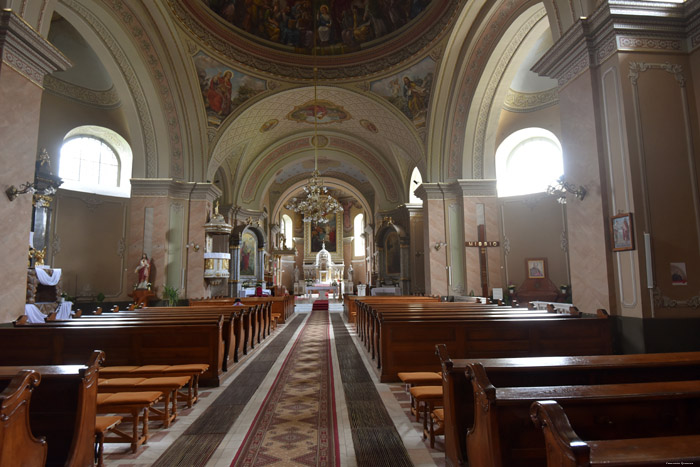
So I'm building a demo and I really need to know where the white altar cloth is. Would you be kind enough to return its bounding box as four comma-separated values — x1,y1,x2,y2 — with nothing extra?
35,267,61,286
305,285,338,299
244,287,271,297
56,301,73,320
24,304,46,323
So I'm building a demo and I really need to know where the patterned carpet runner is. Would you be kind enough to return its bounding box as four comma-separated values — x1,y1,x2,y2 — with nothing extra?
232,310,339,466
312,300,329,311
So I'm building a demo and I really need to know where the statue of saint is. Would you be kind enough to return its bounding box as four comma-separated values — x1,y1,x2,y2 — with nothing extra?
348,264,354,282
294,264,300,282
135,253,151,289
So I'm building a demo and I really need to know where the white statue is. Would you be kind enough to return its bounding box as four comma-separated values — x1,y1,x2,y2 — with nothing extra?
348,264,354,282
294,264,300,282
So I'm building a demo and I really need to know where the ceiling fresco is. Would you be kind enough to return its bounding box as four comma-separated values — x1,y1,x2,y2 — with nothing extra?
204,0,433,55
273,157,370,184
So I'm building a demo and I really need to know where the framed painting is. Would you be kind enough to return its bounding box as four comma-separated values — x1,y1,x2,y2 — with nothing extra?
385,231,401,275
611,213,634,251
526,258,546,279
304,212,343,262
240,231,257,277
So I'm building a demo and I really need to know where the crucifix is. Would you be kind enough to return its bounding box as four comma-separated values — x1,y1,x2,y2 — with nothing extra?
465,204,499,297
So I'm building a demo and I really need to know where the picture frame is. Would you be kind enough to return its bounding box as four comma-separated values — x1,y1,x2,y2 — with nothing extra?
611,212,634,251
526,258,547,279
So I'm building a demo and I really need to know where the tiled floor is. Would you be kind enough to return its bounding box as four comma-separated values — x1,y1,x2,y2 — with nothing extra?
102,298,444,466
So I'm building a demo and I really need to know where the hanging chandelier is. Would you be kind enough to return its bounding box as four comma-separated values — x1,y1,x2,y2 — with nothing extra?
284,17,342,224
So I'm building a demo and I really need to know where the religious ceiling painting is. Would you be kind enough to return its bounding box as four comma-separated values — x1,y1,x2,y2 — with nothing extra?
240,230,257,276
385,230,401,275
370,56,436,129
194,51,267,126
287,99,351,124
360,119,378,133
304,211,342,261
260,118,279,132
203,0,433,55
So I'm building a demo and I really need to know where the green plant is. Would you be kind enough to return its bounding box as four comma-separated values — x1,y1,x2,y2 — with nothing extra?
163,284,180,307
96,292,105,303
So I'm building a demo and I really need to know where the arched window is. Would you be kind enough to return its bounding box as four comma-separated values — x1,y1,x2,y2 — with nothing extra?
59,126,132,197
409,166,423,204
281,214,293,249
495,128,563,197
353,213,365,257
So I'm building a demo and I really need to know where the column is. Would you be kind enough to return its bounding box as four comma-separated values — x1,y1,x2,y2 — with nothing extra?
414,183,449,296
0,10,70,323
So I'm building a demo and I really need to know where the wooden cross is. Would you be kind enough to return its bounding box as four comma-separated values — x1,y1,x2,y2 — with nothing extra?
465,224,500,297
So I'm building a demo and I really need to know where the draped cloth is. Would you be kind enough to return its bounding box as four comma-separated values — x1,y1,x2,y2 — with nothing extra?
56,301,73,320
24,304,46,323
35,267,62,286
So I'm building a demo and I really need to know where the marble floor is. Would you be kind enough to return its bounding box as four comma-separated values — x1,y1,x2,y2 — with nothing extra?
102,298,445,467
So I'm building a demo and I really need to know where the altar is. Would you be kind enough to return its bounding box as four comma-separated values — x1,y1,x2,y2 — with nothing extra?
305,285,339,299
371,286,401,296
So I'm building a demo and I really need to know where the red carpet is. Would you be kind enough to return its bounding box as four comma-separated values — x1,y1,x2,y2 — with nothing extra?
312,300,329,311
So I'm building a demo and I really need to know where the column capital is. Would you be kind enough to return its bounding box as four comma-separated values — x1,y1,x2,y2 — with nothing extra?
414,182,447,201
450,179,498,197
533,0,697,88
0,10,71,86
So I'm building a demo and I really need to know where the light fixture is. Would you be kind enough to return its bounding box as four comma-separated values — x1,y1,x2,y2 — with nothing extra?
284,15,342,224
6,181,36,201
434,241,447,251
546,176,586,204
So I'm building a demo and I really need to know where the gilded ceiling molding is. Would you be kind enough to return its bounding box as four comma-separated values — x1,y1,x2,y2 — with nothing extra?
103,0,184,179
471,7,547,178
166,0,465,81
503,87,558,113
446,0,534,180
44,75,121,108
62,0,157,177
0,9,70,87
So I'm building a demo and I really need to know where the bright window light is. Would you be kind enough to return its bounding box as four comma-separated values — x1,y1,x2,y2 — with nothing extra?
354,213,365,256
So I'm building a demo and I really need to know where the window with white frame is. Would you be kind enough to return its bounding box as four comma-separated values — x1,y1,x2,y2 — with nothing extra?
353,213,365,256
282,214,293,249
409,166,423,204
495,128,563,197
59,126,132,197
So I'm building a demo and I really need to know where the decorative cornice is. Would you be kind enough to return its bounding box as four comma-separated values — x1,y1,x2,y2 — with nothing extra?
451,179,498,197
414,183,447,201
43,75,121,108
130,178,220,201
533,0,694,87
0,9,71,87
503,87,559,113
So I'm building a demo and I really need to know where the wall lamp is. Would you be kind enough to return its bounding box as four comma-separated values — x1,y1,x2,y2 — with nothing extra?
185,242,200,252
546,176,586,204
6,181,36,201
434,241,447,251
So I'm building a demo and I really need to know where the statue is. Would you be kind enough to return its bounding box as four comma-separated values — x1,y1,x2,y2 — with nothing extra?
294,264,300,282
348,264,354,282
135,253,151,289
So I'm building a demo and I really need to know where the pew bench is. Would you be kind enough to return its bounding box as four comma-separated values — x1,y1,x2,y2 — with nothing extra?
98,376,190,428
437,347,700,467
530,400,700,467
100,363,208,408
466,362,700,467
0,370,47,467
96,391,163,453
95,415,122,467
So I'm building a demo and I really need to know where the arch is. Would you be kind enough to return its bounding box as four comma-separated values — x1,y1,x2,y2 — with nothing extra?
408,166,424,204
281,214,293,249
495,127,563,197
229,224,267,297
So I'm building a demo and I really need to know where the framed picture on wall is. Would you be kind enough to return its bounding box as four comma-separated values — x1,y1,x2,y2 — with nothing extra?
526,258,547,279
611,212,634,251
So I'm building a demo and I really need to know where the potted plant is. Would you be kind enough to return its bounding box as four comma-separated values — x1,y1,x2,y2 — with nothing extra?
163,284,180,307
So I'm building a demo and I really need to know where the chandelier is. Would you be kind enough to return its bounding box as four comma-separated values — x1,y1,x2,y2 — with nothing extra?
284,18,342,224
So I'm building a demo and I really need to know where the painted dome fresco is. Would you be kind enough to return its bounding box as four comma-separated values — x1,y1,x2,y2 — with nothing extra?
172,0,459,79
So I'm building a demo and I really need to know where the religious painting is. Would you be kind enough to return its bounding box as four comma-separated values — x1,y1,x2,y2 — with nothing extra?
309,214,337,253
287,99,351,125
304,211,343,262
193,51,267,126
204,1,433,55
240,231,257,277
259,118,279,132
385,231,400,275
369,56,436,128
360,119,378,133
671,262,687,286
611,212,634,251
526,258,546,279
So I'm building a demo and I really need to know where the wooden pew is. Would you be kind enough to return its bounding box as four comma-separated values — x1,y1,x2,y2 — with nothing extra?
344,295,440,324
0,370,47,467
531,400,700,466
0,319,225,386
0,350,103,467
466,362,700,467
191,295,292,324
437,348,700,467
